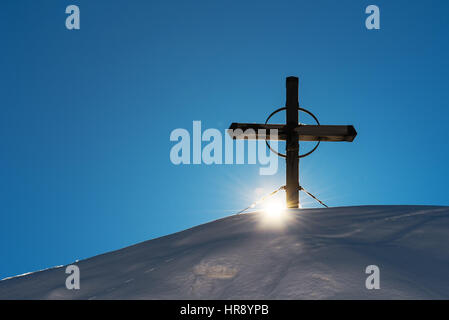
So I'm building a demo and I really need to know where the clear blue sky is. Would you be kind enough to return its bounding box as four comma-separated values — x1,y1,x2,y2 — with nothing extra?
1,0,448,279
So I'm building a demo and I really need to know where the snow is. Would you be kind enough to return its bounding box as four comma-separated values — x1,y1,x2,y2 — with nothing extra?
1,205,449,299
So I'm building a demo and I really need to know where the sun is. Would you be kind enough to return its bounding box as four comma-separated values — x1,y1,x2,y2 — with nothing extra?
264,201,284,217
262,199,286,222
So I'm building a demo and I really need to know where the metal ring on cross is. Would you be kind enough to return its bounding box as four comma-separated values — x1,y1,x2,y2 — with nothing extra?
264,106,321,158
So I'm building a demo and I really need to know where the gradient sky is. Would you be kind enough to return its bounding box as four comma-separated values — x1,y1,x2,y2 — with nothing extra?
1,0,448,279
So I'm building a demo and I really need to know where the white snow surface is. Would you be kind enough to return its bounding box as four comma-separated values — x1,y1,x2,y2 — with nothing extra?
1,205,449,299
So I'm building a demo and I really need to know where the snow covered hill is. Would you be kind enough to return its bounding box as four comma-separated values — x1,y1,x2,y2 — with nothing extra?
1,205,449,299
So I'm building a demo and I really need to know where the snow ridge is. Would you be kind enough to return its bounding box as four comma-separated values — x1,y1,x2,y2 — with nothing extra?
1,205,448,299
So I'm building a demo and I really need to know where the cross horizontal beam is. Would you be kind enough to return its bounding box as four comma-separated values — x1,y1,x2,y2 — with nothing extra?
228,123,357,142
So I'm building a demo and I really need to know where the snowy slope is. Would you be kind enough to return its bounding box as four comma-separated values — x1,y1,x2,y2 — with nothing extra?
1,205,449,299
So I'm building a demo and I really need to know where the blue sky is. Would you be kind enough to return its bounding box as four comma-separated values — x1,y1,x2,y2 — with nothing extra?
1,0,448,278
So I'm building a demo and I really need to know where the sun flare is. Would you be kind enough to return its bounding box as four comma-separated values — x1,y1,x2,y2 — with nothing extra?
261,199,287,222
263,201,285,217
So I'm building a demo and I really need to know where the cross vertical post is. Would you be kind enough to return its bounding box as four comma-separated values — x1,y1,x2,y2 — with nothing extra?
285,76,299,208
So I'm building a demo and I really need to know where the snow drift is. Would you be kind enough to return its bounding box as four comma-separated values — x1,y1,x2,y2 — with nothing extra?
1,205,449,299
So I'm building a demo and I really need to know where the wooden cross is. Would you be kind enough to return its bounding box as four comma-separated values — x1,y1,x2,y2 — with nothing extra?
228,76,357,208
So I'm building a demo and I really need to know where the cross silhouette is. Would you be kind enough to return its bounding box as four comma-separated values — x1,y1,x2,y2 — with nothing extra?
228,76,357,208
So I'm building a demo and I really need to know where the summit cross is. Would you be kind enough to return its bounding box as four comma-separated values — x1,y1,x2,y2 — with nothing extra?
228,76,357,208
